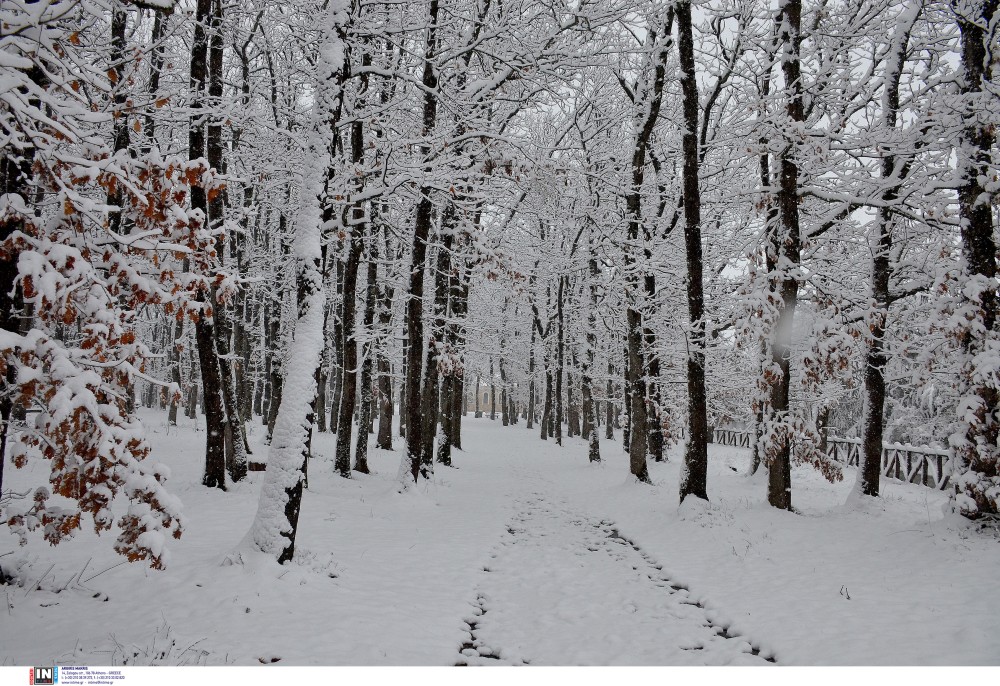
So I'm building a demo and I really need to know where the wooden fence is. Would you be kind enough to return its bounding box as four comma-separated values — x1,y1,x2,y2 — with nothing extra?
712,427,752,449
824,436,956,490
711,427,957,491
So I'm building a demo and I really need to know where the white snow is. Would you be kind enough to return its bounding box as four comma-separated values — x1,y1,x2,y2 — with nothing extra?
1,410,998,666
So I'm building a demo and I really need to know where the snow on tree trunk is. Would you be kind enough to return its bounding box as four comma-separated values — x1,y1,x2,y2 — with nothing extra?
765,0,805,512
858,3,920,500
354,225,379,474
950,0,1000,518
247,3,345,563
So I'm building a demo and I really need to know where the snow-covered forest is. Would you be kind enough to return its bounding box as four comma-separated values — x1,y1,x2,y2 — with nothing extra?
1,0,999,668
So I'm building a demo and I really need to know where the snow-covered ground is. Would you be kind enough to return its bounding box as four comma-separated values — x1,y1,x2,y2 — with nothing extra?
2,410,998,666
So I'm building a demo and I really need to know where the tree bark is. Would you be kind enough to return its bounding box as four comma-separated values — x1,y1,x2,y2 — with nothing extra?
527,324,536,430
265,230,288,440
207,0,247,483
334,48,369,478
423,217,453,469
329,264,345,435
143,7,165,145
860,6,917,498
623,347,632,454
403,0,440,483
248,152,328,565
190,0,226,490
355,220,379,474
952,0,1000,515
334,214,363,478
375,228,395,450
489,356,496,421
623,13,671,483
605,371,614,441
500,356,509,427
448,248,470,451
555,276,565,446
677,0,709,502
582,253,602,462
452,373,464,448
767,0,805,511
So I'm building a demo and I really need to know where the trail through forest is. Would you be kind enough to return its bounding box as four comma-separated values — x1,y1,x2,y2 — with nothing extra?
2,412,998,666
458,472,774,665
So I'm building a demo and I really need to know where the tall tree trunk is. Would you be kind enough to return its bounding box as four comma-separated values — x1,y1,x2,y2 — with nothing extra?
541,362,552,440
623,13,671,483
248,133,330,566
644,327,663,461
582,253,602,462
207,0,247,484
399,329,408,437
566,369,577,437
490,357,496,421
149,8,180,425
107,7,130,236
232,22,259,436
190,0,226,490
751,339,767,476
403,0,440,483
751,44,778,477
355,219,379,474
860,5,918,498
452,373,464,449
423,218,453,469
952,0,1000,516
767,0,805,511
677,0,708,502
329,265,345,435
623,347,632,454
167,312,184,426
376,234,395,450
605,370,614,441
438,372,454,465
186,346,199,420
265,229,288,440
437,227,464,465
108,7,140,420
447,249,470,451
143,7,165,145
500,356,509,427
376,352,394,449
527,325,536,430
555,276,565,446
335,46,370,478
334,211,364,477
316,366,328,433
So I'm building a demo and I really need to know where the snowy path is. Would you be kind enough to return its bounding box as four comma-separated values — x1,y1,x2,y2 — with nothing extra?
5,412,999,666
455,464,774,666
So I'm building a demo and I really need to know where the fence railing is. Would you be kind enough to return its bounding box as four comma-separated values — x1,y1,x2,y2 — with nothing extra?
824,436,956,490
711,427,956,491
712,427,752,449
